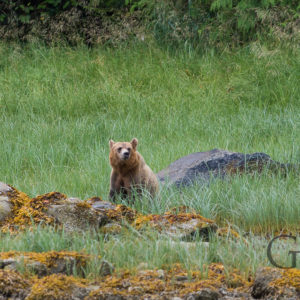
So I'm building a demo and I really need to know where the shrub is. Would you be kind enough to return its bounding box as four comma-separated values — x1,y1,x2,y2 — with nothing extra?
139,0,300,48
0,0,128,25
0,0,299,47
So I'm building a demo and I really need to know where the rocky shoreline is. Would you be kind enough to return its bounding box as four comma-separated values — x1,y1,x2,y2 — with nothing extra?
0,181,299,299
0,254,299,299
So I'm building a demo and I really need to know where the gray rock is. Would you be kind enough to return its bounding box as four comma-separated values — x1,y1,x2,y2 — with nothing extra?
99,259,114,276
0,258,17,269
68,286,91,300
164,218,217,241
185,288,221,300
48,256,77,275
3,263,17,271
143,215,216,242
0,255,78,277
66,197,82,204
0,182,12,195
91,200,116,211
175,275,188,281
46,202,108,232
0,182,13,221
0,196,12,221
157,149,294,187
26,261,48,277
251,267,299,299
251,267,280,298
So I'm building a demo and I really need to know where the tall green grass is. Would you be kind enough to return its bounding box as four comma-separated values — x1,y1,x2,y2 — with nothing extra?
1,225,299,277
0,42,299,227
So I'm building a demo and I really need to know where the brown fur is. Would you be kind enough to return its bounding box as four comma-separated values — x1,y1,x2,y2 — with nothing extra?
108,138,159,202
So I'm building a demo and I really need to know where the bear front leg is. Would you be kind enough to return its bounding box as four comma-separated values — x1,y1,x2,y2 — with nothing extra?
109,170,119,202
123,178,135,203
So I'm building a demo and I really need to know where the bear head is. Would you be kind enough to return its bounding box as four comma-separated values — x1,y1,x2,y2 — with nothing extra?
109,138,138,168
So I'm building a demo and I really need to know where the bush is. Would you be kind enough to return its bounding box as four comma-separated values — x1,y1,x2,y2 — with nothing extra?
0,0,146,45
0,0,128,25
140,0,300,48
0,0,299,47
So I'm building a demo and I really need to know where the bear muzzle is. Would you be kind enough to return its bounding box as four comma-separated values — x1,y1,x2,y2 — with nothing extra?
121,149,130,160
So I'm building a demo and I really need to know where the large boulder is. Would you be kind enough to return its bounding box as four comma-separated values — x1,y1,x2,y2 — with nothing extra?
157,149,295,187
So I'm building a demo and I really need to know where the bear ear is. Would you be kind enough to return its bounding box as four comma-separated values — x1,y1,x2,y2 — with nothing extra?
131,138,138,150
109,140,115,149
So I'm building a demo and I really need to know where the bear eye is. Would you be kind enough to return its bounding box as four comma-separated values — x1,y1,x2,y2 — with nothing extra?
127,148,131,151
117,147,122,153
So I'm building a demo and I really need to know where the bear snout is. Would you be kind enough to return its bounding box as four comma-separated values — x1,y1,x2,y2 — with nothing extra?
123,153,129,159
121,149,130,160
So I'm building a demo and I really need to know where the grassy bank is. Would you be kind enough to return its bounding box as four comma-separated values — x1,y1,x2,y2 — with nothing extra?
0,42,299,275
1,225,299,277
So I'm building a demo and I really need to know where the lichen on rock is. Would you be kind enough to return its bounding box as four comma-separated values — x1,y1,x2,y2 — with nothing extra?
86,263,251,299
251,267,300,299
46,201,107,233
134,210,217,241
27,273,89,300
0,269,30,298
0,187,67,232
0,251,90,277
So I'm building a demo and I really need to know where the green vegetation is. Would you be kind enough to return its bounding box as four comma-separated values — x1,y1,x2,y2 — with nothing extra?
1,1,299,47
0,40,299,276
1,43,299,195
0,225,299,278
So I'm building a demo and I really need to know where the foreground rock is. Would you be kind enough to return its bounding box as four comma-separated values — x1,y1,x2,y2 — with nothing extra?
251,267,300,299
0,185,116,233
0,262,252,299
157,149,297,187
26,273,92,300
0,253,299,299
0,269,30,299
0,182,234,241
0,251,90,277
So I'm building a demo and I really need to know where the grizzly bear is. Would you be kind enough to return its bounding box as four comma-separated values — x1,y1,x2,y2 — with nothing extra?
108,138,159,202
